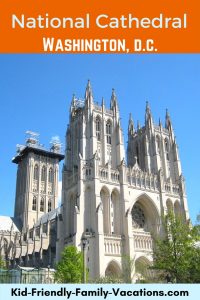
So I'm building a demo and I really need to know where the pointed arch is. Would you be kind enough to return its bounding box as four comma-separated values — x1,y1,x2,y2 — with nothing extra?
48,199,52,212
105,260,121,277
40,197,45,212
100,186,110,196
48,168,53,183
130,193,160,233
135,256,153,282
106,120,112,144
174,200,182,217
41,165,46,181
32,196,37,211
96,115,102,141
33,164,39,180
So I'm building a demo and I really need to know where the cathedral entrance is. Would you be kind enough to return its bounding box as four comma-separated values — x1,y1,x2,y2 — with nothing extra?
105,260,121,278
135,256,153,282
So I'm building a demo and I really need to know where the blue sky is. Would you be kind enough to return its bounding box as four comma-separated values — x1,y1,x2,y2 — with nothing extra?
0,54,199,223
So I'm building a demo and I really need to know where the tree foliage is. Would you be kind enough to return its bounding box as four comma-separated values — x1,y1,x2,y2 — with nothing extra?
0,256,6,269
152,211,200,283
121,255,134,283
135,260,161,283
54,246,83,283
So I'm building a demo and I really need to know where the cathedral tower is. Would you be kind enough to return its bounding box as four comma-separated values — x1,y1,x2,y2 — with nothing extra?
13,132,64,230
58,83,189,281
59,81,126,278
127,102,182,182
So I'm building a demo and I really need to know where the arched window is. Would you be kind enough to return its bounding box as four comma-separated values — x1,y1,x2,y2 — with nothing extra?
41,166,46,181
32,196,37,211
106,121,112,144
165,138,169,161
136,143,140,166
48,199,52,212
48,168,53,183
33,165,39,180
40,197,44,212
96,117,101,141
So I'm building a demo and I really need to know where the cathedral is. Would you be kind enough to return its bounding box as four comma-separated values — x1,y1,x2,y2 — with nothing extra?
0,81,189,281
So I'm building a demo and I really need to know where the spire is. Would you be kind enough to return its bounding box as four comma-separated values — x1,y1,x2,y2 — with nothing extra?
85,80,93,117
70,94,76,113
165,109,170,128
165,108,175,141
146,101,150,114
110,88,119,111
158,117,163,131
145,101,154,132
137,120,141,131
101,97,105,114
145,101,152,122
128,113,134,135
85,79,93,104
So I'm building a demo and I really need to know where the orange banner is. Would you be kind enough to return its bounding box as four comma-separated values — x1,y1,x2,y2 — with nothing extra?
0,0,199,53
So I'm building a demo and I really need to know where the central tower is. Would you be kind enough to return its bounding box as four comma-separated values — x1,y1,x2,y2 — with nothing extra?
57,82,189,281
58,81,126,278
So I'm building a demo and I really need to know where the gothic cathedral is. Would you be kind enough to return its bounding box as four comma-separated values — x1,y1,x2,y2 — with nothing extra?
0,81,189,281
57,81,189,280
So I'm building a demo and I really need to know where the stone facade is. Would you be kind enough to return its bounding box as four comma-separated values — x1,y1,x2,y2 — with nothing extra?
0,81,189,281
57,81,189,280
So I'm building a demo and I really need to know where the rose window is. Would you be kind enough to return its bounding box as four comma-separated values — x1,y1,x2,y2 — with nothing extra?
132,203,145,229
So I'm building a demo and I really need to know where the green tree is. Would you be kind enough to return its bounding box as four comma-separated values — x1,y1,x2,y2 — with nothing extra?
135,259,161,283
187,214,200,283
54,245,83,283
0,256,6,269
152,211,200,283
121,255,134,283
